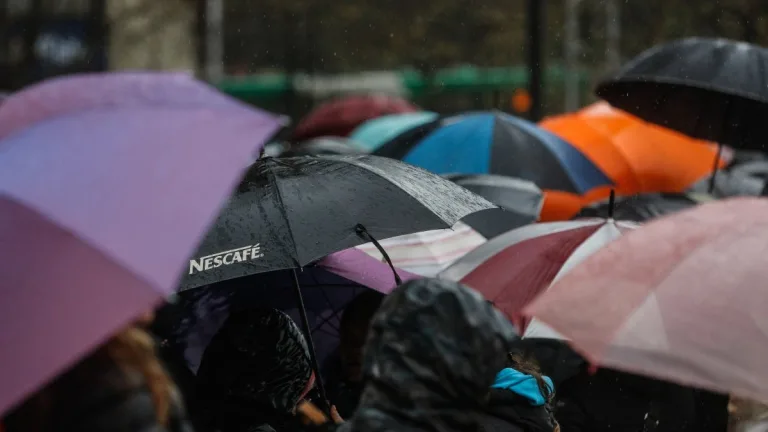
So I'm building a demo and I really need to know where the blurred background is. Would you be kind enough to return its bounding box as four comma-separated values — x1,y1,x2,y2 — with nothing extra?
2,0,767,121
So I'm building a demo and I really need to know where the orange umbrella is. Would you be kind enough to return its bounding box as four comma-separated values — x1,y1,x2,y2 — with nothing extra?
541,102,728,199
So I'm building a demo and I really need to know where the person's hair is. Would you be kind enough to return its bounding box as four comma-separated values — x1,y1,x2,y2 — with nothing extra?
3,325,174,431
507,352,554,404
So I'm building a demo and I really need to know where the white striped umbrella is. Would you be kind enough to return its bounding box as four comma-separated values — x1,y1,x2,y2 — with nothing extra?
357,222,486,277
440,218,639,333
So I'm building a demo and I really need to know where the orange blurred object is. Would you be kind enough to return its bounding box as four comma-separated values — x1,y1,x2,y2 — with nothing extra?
540,102,728,202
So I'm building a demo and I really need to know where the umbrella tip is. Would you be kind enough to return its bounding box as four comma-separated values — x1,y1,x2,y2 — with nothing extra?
608,189,616,219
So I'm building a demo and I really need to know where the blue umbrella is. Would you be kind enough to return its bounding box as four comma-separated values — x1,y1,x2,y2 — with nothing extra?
385,111,612,195
350,112,438,151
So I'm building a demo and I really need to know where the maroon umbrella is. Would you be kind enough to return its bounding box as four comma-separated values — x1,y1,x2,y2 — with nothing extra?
439,218,638,331
0,71,282,415
292,94,419,141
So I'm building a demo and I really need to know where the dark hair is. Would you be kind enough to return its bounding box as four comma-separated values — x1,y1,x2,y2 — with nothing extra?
507,352,554,404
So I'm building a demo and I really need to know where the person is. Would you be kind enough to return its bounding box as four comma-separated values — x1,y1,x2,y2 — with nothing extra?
195,307,316,432
477,353,559,432
337,278,519,432
2,316,193,432
326,290,384,418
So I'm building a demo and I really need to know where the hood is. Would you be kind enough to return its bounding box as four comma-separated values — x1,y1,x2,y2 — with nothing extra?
340,278,519,432
196,308,313,429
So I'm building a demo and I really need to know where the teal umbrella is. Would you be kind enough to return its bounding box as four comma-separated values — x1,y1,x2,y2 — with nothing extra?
351,112,438,151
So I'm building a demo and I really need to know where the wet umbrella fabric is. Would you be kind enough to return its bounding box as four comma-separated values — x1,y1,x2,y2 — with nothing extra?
444,174,543,238
0,72,282,415
165,248,418,373
526,198,768,403
596,37,768,150
292,94,419,141
576,192,710,222
357,222,487,277
689,160,768,198
180,155,495,290
281,137,367,157
440,219,638,334
337,278,519,432
378,111,613,195
350,112,438,151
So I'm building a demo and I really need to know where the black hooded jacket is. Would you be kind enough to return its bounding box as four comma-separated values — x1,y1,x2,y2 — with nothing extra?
478,388,557,432
338,278,519,432
196,308,314,432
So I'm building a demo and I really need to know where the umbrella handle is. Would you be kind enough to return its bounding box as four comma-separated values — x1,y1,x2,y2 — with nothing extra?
708,144,724,194
291,268,330,414
355,224,403,286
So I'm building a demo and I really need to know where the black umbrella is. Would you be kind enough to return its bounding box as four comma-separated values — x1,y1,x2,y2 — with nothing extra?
282,137,368,157
443,173,543,238
179,155,494,403
596,37,768,151
575,192,710,222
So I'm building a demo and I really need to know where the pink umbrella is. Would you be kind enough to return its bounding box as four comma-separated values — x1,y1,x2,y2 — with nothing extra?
439,218,638,331
526,197,768,402
0,72,282,414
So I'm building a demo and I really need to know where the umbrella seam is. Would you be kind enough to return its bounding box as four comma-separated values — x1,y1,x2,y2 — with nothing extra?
264,161,303,267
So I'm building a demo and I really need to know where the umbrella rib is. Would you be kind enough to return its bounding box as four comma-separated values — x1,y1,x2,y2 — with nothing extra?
265,162,302,266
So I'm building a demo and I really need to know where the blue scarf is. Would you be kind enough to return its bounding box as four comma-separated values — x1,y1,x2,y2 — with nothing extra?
491,368,554,406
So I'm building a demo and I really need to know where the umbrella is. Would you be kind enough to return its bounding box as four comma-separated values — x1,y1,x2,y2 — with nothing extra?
541,102,725,196
179,155,494,290
373,111,612,196
357,221,487,277
443,174,543,238
526,198,768,403
281,137,368,157
165,248,418,373
596,37,768,151
350,112,438,151
690,160,768,198
292,94,419,141
439,216,638,332
0,71,282,415
576,192,711,222
179,154,494,402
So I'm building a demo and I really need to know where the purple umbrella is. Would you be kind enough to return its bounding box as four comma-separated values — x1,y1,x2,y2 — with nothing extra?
167,248,419,373
0,72,282,414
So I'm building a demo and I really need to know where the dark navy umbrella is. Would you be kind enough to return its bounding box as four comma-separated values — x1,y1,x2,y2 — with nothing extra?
596,37,768,151
376,111,612,195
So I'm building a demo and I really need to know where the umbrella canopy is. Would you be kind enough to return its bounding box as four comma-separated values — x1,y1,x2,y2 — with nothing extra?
375,111,613,196
596,37,768,150
179,155,495,290
357,222,487,277
526,198,768,403
166,248,418,373
440,218,638,332
350,112,438,151
541,102,725,196
292,94,419,141
576,192,711,222
690,160,768,198
0,72,282,415
281,137,367,157
443,174,544,238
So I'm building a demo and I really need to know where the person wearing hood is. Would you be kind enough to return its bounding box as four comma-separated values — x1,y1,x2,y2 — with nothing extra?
478,354,559,432
337,278,519,432
196,307,316,432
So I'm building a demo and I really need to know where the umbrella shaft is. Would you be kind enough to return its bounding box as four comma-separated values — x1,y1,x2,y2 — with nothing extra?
291,268,330,412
